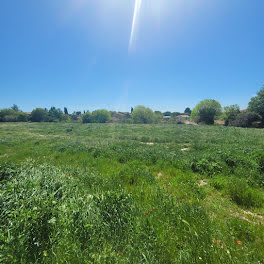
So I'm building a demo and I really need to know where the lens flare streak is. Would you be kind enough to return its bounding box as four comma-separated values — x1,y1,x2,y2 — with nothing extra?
129,0,142,50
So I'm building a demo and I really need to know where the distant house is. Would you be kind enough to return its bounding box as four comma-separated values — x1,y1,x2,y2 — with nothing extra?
176,115,190,121
162,116,171,121
110,112,131,123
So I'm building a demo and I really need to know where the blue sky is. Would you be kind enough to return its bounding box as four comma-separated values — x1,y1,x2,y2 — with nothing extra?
0,0,264,113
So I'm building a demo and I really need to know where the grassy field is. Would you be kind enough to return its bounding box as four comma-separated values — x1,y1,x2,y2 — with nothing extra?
0,122,264,263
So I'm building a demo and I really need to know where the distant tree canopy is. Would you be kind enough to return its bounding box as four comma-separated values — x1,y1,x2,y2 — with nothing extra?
248,87,264,125
82,110,110,123
154,111,163,123
29,107,68,122
3,89,264,128
91,110,111,123
11,104,19,112
222,105,240,126
131,106,155,124
82,112,92,123
184,107,192,115
47,107,65,122
0,108,28,122
191,99,222,125
163,111,171,116
171,112,181,117
30,108,48,122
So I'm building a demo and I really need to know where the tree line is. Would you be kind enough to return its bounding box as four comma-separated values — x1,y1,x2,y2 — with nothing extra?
1,86,264,128
191,86,264,128
0,105,191,124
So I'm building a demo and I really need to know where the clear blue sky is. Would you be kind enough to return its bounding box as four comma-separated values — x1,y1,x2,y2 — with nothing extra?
1,0,264,113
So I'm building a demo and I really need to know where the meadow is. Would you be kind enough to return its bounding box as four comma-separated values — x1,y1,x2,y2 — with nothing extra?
0,122,264,263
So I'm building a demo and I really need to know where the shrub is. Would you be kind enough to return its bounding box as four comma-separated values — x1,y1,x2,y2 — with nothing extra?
131,105,155,124
191,99,222,124
229,112,261,128
82,112,92,123
91,110,110,123
191,158,222,176
0,109,28,122
47,107,64,122
222,104,240,126
30,108,48,122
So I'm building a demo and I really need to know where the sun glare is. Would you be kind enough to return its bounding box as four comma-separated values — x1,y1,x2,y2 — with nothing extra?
129,0,142,51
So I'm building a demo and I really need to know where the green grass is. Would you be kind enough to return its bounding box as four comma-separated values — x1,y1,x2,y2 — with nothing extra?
0,122,264,263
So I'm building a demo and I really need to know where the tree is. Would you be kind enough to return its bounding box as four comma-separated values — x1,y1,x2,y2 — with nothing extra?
11,104,19,111
64,107,68,115
248,87,264,125
163,111,171,116
91,110,111,123
184,107,192,115
82,112,92,123
154,111,163,123
222,105,240,126
30,108,48,122
17,112,28,122
191,99,222,125
71,112,79,121
48,107,64,122
171,112,181,117
131,105,155,124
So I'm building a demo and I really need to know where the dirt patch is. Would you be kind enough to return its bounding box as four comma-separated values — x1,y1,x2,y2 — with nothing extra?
243,210,264,221
230,210,264,224
157,172,163,179
199,179,208,186
181,147,190,152
215,120,225,125
184,121,198,125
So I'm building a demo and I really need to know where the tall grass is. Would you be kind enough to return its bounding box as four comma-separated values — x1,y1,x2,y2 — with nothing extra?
0,123,264,263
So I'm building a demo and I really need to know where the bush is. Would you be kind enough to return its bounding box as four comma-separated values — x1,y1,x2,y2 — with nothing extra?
91,110,110,123
191,99,222,125
0,109,28,122
47,107,65,122
229,112,261,128
222,104,240,126
191,158,222,176
131,105,155,124
82,112,92,123
30,108,48,122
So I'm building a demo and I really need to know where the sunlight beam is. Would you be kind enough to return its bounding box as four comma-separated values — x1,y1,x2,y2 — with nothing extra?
129,0,142,51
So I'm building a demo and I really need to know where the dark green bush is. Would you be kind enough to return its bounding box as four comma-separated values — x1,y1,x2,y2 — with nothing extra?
229,112,261,128
191,158,222,176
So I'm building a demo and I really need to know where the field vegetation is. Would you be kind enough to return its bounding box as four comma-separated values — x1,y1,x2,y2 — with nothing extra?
0,122,264,263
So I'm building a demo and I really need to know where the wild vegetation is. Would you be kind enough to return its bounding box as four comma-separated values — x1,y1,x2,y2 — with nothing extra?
0,122,264,263
1,86,264,128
